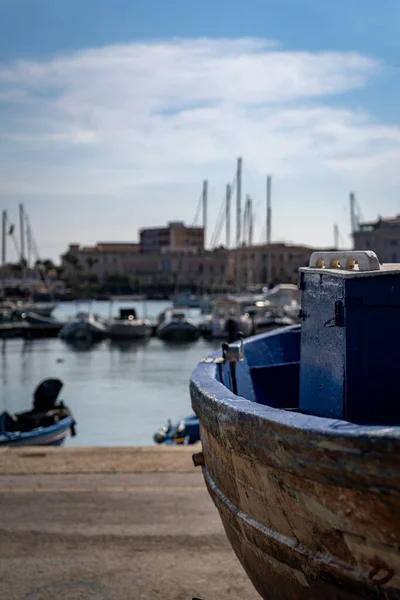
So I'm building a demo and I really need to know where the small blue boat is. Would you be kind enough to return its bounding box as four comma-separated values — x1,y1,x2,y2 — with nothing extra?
190,251,400,600
0,379,76,447
153,413,200,445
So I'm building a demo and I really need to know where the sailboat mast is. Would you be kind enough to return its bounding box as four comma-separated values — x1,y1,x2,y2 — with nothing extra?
350,192,357,239
249,197,253,246
202,179,208,249
334,224,339,249
226,184,231,248
1,210,6,298
266,176,272,285
2,210,6,268
19,203,25,279
236,157,242,247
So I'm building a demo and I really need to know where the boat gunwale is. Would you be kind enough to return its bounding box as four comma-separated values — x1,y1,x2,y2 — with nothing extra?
191,377,400,447
190,326,400,456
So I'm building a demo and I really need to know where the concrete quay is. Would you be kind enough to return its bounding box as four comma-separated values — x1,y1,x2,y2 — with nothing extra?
0,447,258,600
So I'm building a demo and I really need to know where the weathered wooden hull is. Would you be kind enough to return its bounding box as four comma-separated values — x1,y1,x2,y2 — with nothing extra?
190,332,400,600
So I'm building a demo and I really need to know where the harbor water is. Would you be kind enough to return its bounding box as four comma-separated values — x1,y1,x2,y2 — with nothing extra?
0,300,219,446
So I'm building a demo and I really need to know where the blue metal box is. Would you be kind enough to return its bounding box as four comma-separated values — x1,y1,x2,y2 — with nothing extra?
299,251,400,424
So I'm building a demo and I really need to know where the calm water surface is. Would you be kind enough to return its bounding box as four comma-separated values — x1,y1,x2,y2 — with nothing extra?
0,301,219,446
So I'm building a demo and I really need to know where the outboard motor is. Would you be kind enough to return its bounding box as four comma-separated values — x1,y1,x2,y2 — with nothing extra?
153,418,172,444
33,378,63,413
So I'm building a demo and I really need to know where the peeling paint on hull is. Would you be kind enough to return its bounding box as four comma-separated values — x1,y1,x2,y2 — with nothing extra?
190,330,400,600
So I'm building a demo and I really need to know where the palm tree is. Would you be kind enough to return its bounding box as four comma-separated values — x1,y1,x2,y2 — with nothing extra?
86,256,98,270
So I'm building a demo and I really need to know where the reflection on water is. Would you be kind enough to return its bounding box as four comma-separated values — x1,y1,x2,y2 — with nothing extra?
0,301,220,446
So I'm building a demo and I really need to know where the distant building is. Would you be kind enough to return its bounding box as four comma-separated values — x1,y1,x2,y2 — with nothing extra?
61,240,229,291
125,248,229,291
61,242,140,280
232,243,332,287
353,216,400,263
61,237,336,293
139,221,204,254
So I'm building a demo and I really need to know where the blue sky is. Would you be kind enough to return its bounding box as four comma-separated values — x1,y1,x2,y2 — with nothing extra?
0,0,399,260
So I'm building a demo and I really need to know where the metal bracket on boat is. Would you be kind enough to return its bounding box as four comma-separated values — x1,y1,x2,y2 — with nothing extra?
201,335,244,365
201,337,244,395
222,337,244,363
223,336,244,396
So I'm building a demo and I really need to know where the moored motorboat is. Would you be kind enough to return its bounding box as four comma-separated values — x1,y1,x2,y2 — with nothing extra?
262,283,301,315
190,251,400,600
172,293,212,313
0,378,76,447
106,307,152,340
199,296,253,340
157,308,199,342
59,312,107,343
253,283,301,333
13,301,57,318
253,306,298,333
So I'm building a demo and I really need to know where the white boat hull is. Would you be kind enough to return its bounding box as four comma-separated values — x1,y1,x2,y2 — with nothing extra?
202,317,253,339
107,320,152,339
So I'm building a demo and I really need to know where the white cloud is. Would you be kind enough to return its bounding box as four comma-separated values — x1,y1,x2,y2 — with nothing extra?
0,37,399,256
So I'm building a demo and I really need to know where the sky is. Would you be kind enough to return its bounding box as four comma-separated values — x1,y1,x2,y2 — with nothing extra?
0,0,399,261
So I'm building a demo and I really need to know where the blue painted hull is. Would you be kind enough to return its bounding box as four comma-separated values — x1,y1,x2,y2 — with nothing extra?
190,326,400,599
0,416,73,447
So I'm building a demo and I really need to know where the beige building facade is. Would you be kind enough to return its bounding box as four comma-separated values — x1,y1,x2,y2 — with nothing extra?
61,239,327,291
61,242,229,291
353,216,400,263
61,242,140,281
232,243,326,287
139,221,204,254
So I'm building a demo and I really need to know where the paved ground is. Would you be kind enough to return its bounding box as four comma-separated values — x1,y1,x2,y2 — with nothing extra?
0,449,259,600
0,446,198,475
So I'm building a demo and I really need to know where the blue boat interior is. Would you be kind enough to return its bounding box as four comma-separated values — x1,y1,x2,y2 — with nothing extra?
216,323,400,426
218,326,301,409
